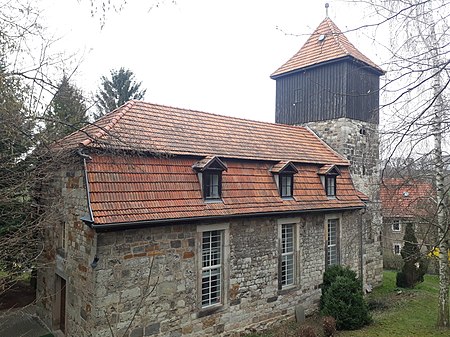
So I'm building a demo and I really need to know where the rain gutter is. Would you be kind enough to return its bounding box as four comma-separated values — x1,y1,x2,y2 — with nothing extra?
77,149,94,224
83,205,365,232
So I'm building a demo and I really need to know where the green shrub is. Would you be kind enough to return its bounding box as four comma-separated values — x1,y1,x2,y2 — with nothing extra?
383,253,403,271
396,223,428,288
320,268,371,330
320,265,358,309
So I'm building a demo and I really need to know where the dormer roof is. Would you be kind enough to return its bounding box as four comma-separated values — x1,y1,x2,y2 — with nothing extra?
271,17,384,78
318,164,341,175
192,156,227,171
270,161,298,174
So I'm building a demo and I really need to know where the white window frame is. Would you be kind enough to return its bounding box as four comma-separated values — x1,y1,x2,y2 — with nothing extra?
325,215,341,267
392,219,401,232
278,218,300,290
197,223,229,309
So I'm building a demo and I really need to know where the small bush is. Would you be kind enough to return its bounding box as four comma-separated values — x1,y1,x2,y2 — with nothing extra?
320,265,358,309
322,316,336,337
321,269,371,330
383,253,403,271
367,298,389,311
296,324,317,337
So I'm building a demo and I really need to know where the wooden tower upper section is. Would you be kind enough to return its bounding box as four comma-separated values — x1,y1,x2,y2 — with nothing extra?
271,17,384,125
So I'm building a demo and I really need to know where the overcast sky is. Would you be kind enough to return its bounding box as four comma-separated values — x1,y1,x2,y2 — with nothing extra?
40,0,385,122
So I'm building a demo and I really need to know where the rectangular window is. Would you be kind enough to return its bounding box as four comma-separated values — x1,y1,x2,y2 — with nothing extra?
54,274,67,333
393,243,401,255
201,230,223,307
280,174,293,198
392,220,401,232
62,222,67,250
325,175,336,197
326,218,340,267
280,224,295,288
203,171,221,200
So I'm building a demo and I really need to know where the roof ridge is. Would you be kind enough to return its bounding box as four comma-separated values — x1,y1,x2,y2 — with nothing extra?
80,101,137,147
132,100,314,133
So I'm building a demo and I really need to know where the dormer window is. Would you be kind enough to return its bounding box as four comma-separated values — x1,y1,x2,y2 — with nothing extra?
325,175,337,197
192,156,227,201
270,161,298,199
203,170,221,199
280,173,293,197
318,164,341,198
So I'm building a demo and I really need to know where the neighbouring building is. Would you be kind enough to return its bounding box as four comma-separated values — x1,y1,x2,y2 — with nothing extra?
37,16,383,337
380,178,435,266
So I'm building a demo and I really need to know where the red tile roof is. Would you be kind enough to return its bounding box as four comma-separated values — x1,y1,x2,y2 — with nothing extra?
87,154,365,225
59,100,349,166
271,17,383,78
380,178,434,218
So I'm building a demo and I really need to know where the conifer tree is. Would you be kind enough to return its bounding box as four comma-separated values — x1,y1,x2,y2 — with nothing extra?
95,67,146,118
45,75,88,142
396,222,427,288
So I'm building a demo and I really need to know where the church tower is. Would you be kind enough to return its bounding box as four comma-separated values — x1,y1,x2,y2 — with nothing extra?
271,16,384,287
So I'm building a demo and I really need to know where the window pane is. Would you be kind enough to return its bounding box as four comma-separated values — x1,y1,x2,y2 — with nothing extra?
201,230,223,307
392,220,400,231
280,174,293,197
282,254,294,285
204,172,221,199
326,176,336,196
280,224,295,287
327,219,339,266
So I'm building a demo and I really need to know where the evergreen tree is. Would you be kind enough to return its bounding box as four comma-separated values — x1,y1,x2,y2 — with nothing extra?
95,67,146,118
396,222,428,288
0,62,36,280
320,265,371,330
45,75,88,142
0,63,33,192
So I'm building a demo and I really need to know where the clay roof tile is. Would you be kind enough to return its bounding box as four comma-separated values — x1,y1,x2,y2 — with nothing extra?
60,100,349,166
271,17,384,78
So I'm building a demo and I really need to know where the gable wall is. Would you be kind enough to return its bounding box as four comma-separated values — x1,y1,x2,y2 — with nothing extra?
88,211,362,337
36,158,98,336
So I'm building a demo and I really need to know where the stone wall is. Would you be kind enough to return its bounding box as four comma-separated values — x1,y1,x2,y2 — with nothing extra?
88,211,362,337
36,158,98,336
304,118,383,288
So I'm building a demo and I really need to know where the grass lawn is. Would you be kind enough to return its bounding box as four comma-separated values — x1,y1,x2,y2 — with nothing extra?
246,271,449,337
339,271,448,337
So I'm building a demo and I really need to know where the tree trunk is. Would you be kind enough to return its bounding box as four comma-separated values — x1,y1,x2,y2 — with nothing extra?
418,1,450,326
432,58,449,329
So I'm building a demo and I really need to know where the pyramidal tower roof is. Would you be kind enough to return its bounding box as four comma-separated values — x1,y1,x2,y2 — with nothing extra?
271,17,383,78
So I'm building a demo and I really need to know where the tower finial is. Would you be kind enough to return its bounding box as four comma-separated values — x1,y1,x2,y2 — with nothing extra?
325,3,329,17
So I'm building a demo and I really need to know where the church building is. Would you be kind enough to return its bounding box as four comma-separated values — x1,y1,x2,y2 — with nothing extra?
37,16,383,337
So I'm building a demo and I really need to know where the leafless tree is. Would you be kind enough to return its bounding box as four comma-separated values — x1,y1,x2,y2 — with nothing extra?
344,0,450,327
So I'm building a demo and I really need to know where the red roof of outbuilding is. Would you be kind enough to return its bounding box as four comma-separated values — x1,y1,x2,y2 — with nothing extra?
380,178,434,218
271,17,383,78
